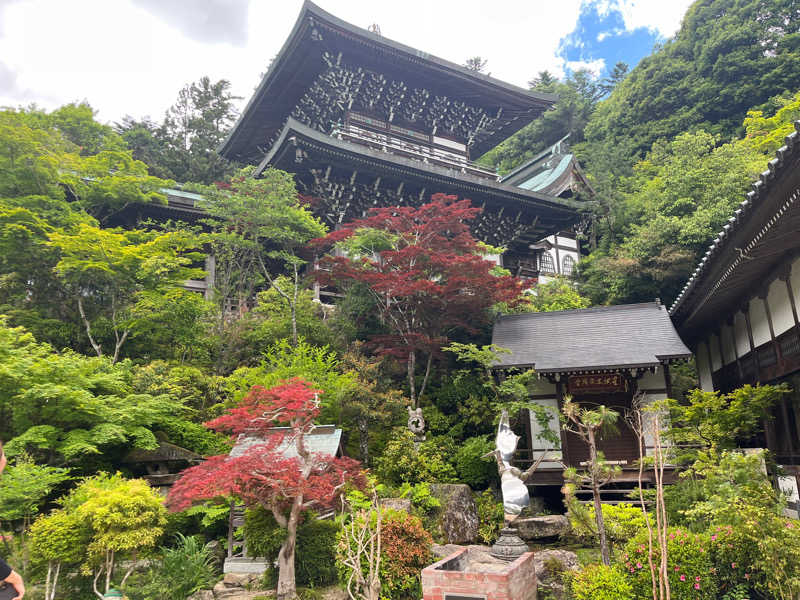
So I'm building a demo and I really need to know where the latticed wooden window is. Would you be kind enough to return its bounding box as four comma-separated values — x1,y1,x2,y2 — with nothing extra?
539,252,555,274
562,255,576,276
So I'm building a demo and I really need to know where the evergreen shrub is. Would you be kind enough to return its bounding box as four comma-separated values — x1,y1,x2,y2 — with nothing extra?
568,502,647,544
570,563,634,600
373,428,456,485
622,528,716,600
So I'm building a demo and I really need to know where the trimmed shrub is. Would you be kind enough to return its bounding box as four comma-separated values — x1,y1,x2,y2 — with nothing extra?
374,428,457,485
709,502,800,599
622,528,717,600
569,502,647,544
570,563,634,600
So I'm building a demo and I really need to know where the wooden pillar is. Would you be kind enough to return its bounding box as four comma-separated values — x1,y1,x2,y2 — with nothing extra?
663,362,673,399
744,305,760,376
716,329,727,371
760,290,784,367
728,317,744,383
553,234,561,275
782,269,800,361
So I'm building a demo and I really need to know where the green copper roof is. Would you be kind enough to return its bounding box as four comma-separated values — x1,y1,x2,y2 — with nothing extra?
516,154,574,192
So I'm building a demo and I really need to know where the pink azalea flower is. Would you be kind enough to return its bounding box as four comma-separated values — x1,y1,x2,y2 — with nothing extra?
637,562,642,569
696,576,701,582
731,562,737,568
680,575,686,582
710,535,717,541
694,583,700,590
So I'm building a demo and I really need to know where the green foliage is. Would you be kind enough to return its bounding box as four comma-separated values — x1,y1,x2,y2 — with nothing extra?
570,563,634,600
452,436,497,489
568,503,647,545
583,0,800,168
675,450,779,529
48,224,206,362
337,509,432,600
226,339,356,422
709,505,800,600
395,482,441,515
480,70,603,174
474,489,504,544
118,77,240,185
666,385,788,455
0,319,190,467
123,533,218,600
66,473,167,568
622,528,716,600
245,281,339,350
512,277,592,314
243,507,339,588
0,454,71,523
29,508,91,567
373,428,457,486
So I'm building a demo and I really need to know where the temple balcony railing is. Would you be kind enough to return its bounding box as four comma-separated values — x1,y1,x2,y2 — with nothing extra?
330,123,498,181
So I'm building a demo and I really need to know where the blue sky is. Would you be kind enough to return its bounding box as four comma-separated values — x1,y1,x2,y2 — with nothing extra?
558,1,672,78
0,0,693,123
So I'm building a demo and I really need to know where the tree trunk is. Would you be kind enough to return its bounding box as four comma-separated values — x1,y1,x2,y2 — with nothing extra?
277,496,303,600
291,264,299,347
588,428,611,566
77,297,103,357
407,351,417,408
357,417,370,465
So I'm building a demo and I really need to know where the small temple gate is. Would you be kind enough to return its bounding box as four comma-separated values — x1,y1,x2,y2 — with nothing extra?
491,302,691,507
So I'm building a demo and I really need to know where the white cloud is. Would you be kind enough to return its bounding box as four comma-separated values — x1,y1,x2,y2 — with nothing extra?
565,57,606,76
594,0,694,37
0,0,691,124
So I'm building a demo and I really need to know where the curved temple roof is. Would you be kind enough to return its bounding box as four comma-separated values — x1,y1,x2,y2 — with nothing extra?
219,1,557,164
492,302,691,373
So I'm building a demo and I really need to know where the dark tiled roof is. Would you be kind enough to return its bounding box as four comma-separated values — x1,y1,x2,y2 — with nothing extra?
669,121,800,317
491,302,691,372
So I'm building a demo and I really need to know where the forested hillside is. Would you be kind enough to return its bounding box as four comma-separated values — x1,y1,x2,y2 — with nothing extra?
481,0,800,306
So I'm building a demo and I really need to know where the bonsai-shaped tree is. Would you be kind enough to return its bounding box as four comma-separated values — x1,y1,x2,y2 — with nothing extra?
562,398,620,566
167,378,364,600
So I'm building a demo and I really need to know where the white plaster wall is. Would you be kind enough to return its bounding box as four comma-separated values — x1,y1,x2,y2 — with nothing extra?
638,369,666,391
750,299,771,347
709,333,722,372
639,392,669,456
529,398,562,468
721,324,736,365
696,341,714,391
791,256,800,305
528,378,557,395
767,277,794,336
734,311,751,357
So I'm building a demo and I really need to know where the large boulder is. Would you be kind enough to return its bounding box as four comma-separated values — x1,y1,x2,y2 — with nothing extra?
515,514,569,540
429,484,479,544
534,549,579,600
380,497,412,512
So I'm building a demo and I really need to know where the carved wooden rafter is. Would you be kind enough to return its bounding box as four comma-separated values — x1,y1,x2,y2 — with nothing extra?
304,167,534,246
289,52,502,148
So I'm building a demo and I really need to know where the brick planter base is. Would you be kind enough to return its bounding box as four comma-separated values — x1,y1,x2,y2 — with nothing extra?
422,547,537,600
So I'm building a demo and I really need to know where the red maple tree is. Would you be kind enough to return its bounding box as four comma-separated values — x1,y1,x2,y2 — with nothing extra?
167,378,364,600
314,194,524,407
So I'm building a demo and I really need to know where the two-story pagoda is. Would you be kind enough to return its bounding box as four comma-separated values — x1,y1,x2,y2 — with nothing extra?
219,1,583,270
